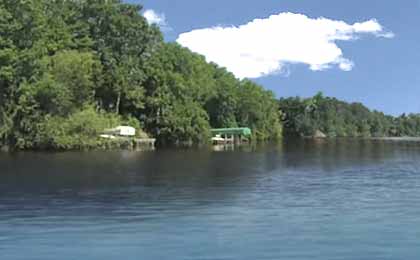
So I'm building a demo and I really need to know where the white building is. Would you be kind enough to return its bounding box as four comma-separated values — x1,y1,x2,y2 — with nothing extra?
103,126,136,137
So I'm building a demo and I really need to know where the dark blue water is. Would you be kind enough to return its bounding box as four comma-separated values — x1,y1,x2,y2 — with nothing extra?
1,139,420,260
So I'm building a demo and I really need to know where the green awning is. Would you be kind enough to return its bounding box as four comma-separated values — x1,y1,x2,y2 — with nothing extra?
211,128,252,136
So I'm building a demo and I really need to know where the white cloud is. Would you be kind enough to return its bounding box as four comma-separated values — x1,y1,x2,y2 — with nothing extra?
143,9,166,26
176,12,394,79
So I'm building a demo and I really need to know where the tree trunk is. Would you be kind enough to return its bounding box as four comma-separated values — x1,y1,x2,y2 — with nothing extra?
115,92,121,114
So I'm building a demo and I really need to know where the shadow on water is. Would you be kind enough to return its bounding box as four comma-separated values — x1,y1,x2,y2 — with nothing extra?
0,138,418,191
0,145,282,219
0,138,419,218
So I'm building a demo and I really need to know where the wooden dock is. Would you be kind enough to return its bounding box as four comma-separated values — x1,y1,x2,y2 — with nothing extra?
100,136,156,150
133,138,156,149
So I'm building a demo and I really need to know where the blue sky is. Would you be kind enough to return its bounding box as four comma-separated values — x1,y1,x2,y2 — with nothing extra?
129,0,420,116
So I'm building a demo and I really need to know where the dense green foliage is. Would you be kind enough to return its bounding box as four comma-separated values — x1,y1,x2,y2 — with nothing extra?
0,0,282,149
279,93,420,138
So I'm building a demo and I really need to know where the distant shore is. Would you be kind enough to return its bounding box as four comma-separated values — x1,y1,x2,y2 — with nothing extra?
370,137,420,142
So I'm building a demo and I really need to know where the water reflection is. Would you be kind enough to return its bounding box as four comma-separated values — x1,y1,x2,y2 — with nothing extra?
1,139,419,195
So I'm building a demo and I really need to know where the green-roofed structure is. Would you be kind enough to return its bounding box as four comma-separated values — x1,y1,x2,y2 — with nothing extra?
210,128,252,145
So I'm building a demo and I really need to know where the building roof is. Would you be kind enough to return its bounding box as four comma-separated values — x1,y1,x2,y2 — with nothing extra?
210,128,252,136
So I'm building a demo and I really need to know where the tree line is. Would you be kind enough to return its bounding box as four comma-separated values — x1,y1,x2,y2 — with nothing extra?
0,0,282,150
279,93,420,138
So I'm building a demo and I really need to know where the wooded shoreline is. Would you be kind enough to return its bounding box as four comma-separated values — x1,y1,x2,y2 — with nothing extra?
279,93,420,139
0,1,281,150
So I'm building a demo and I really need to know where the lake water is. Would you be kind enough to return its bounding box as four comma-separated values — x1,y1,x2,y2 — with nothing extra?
1,139,420,260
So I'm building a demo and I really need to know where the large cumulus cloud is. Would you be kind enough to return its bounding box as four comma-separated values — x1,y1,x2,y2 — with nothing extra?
177,13,393,79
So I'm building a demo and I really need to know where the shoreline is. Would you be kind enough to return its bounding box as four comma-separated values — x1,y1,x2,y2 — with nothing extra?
369,137,420,142
3,136,420,153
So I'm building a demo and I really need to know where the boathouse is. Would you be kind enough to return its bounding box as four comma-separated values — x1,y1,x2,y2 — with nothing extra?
210,128,252,144
100,126,156,150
